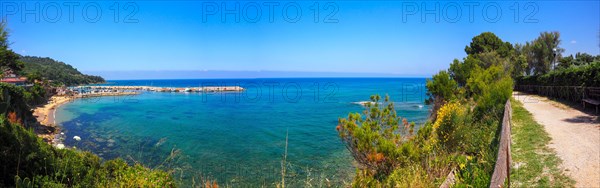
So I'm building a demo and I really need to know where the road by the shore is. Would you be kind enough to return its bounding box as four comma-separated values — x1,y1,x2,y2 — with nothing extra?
514,92,600,187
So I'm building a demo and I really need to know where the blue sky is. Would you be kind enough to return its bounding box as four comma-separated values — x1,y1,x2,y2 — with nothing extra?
2,1,599,79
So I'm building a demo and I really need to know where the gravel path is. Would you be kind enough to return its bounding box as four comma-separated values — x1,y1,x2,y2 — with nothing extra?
514,93,600,187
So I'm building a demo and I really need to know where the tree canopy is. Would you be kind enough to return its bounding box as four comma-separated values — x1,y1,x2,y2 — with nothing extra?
0,22,23,74
464,32,514,59
512,31,564,76
557,52,600,69
530,32,564,75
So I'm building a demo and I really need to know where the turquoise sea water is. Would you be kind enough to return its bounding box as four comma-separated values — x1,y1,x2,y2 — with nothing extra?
56,78,430,186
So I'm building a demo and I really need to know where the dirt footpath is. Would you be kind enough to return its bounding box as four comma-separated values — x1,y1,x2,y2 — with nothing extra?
514,93,600,187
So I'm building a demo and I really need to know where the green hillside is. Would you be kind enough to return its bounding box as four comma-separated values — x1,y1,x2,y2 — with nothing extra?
19,56,105,86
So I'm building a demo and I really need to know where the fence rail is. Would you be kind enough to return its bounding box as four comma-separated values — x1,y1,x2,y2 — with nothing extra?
514,85,600,103
489,100,512,188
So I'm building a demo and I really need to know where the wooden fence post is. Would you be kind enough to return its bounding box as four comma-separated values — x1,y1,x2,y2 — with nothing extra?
489,100,512,188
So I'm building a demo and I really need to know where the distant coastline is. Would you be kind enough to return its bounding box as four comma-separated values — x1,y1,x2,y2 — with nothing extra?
87,70,431,80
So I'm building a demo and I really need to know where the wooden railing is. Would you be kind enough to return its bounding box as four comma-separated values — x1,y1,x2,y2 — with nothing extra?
489,100,512,188
515,85,600,103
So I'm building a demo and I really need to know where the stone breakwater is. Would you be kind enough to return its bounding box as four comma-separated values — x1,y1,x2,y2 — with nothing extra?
79,86,245,93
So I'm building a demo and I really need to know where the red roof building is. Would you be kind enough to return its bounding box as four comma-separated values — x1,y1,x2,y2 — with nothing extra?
0,77,27,86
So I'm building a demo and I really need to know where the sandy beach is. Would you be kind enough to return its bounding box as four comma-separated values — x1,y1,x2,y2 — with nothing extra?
32,92,140,143
34,96,72,125
33,95,74,143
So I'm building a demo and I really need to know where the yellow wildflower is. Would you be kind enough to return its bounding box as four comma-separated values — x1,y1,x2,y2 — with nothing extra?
433,102,460,130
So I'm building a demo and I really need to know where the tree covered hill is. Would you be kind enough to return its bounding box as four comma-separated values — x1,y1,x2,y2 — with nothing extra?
18,56,105,86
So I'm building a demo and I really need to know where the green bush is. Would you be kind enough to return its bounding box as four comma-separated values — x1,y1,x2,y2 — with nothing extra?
468,65,513,118
0,83,35,128
337,95,418,179
338,95,508,187
426,71,458,103
29,83,47,106
0,117,174,187
338,32,514,187
517,61,600,87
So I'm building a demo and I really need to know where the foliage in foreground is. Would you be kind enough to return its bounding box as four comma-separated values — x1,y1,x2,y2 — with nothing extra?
509,99,574,187
0,83,46,128
337,95,418,179
338,32,514,187
0,117,174,187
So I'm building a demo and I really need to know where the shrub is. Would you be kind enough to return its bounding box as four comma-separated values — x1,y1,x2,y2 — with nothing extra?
0,83,34,128
433,102,463,151
339,31,515,187
337,95,417,179
516,61,600,87
467,65,513,118
0,117,174,187
426,71,458,103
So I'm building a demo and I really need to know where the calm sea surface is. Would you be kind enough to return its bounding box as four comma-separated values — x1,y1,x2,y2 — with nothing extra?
56,78,430,186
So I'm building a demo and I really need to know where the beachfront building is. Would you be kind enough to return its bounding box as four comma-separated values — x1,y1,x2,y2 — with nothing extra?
0,69,29,86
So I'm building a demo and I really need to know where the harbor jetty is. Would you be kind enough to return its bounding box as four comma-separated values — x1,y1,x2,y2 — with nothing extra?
72,86,244,93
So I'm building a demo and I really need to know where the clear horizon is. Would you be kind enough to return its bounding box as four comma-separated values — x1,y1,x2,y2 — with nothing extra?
3,0,600,79
86,70,432,80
